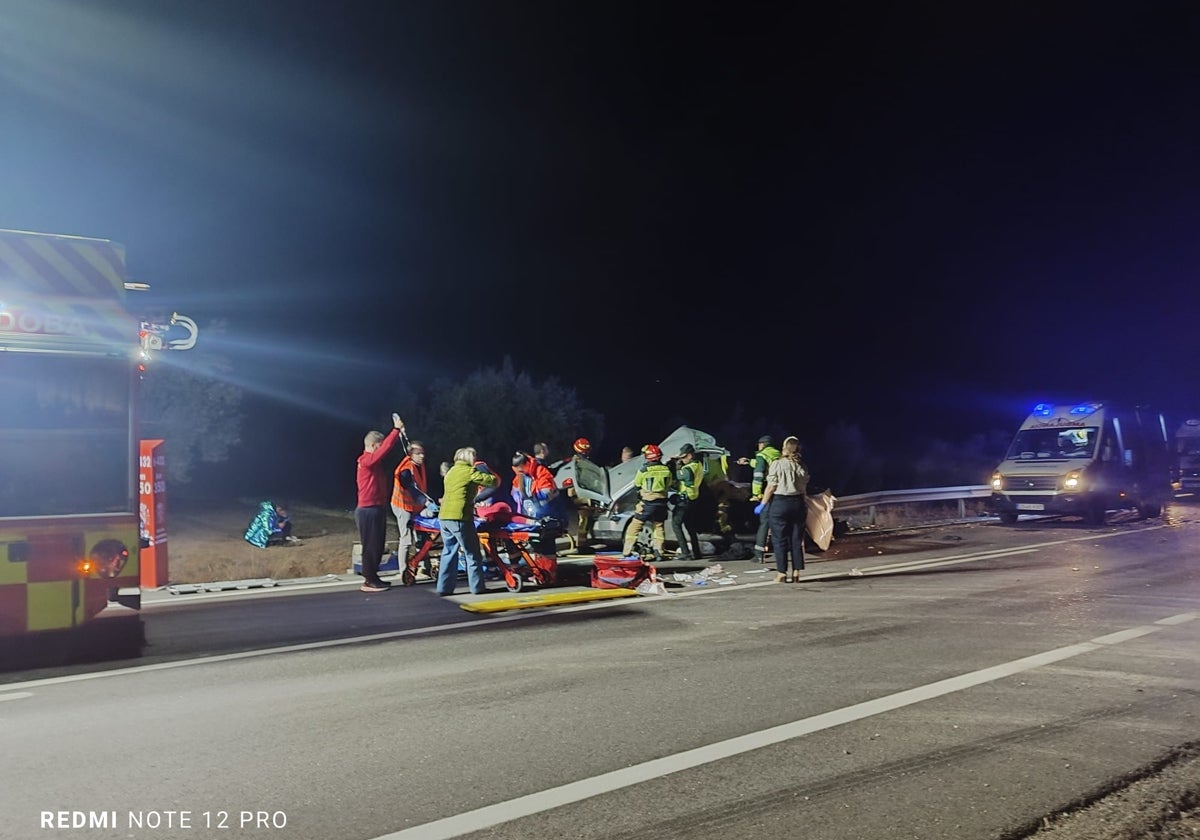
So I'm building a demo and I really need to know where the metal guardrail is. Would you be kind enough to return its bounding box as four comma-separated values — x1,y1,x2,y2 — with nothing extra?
831,485,992,526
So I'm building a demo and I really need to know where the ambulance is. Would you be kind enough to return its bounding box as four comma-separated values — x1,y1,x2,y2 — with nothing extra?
988,401,1172,525
1173,418,1200,493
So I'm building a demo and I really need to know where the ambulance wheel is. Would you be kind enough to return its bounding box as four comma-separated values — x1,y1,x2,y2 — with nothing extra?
401,568,416,587
505,575,523,593
999,512,1018,525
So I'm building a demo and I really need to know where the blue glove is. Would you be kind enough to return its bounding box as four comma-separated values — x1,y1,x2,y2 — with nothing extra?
754,502,766,516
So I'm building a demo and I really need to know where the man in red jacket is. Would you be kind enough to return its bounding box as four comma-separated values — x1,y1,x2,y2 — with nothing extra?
356,412,406,592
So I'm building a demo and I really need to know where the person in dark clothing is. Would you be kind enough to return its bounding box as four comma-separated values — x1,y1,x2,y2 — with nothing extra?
355,413,405,592
738,434,781,564
670,443,704,562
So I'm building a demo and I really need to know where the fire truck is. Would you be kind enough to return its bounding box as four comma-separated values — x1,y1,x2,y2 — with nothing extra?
0,228,195,669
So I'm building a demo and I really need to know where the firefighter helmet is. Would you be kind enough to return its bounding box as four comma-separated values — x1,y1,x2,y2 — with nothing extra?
573,437,591,455
643,444,662,461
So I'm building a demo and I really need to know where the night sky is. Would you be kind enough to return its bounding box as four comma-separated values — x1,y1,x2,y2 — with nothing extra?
4,1,1199,495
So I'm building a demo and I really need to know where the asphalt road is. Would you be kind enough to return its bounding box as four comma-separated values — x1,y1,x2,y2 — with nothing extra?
2,510,1198,840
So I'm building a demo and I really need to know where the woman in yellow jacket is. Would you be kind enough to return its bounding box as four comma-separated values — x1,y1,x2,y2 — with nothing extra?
436,447,497,596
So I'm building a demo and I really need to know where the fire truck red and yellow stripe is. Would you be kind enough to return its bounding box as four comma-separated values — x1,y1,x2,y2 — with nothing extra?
0,518,139,636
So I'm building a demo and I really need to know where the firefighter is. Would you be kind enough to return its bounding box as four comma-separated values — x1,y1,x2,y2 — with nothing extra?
621,443,677,561
670,443,704,561
737,434,781,564
564,437,596,548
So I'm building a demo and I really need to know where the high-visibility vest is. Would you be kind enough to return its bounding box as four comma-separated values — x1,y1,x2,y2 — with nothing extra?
391,456,428,512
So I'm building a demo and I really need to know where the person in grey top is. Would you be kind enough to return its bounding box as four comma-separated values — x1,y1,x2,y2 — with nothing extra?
758,436,809,582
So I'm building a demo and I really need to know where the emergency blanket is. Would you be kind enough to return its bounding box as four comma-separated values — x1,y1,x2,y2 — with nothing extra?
243,501,288,548
806,489,836,551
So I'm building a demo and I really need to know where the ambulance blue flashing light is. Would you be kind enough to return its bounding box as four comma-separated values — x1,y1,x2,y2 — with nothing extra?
1032,402,1099,417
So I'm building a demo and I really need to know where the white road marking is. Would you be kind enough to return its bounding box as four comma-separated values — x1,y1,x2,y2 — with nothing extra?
373,610,1199,840
0,691,32,702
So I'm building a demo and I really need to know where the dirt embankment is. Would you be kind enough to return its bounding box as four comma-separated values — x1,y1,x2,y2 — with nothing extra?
165,501,362,584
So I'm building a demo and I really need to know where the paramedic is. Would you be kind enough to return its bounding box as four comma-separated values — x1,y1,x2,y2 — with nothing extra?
512,451,561,519
356,413,406,593
620,444,677,562
758,436,809,583
738,434,781,564
391,438,435,576
437,447,498,596
670,443,704,562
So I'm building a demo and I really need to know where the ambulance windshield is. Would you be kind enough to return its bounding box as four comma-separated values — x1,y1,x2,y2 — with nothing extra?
1005,427,1099,461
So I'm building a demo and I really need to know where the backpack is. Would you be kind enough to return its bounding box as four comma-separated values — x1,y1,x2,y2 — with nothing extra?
590,555,656,589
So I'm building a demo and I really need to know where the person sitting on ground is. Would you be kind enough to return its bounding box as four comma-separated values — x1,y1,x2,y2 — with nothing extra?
244,501,295,548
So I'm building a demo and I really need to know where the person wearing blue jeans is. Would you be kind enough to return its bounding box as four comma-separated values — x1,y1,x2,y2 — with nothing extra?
436,446,497,596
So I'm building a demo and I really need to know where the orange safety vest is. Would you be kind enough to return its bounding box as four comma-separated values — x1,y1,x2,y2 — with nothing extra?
391,456,428,512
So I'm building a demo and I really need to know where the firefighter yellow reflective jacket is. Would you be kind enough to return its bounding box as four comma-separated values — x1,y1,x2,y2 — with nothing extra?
750,445,781,497
634,461,676,500
676,459,704,501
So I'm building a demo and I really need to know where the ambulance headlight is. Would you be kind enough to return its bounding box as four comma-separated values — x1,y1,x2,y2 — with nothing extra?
990,473,1003,491
1063,471,1082,491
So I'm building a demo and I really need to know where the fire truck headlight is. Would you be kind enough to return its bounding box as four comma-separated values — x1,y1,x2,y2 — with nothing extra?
89,539,130,579
1064,471,1081,491
990,473,1003,491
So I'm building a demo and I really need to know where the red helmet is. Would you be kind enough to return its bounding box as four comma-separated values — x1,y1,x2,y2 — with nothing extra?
573,437,591,455
643,444,662,461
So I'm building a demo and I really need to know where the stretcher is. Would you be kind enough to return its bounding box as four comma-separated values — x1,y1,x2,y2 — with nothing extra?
399,516,443,586
477,516,562,593
399,514,562,592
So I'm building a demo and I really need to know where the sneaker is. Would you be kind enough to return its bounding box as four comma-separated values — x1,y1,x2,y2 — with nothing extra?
360,581,391,592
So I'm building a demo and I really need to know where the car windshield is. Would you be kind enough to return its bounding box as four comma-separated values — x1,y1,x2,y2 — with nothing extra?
1005,427,1098,461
